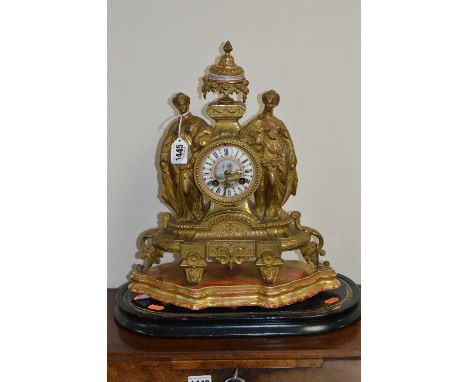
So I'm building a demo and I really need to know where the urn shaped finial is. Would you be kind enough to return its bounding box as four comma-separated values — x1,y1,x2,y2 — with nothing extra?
202,41,249,103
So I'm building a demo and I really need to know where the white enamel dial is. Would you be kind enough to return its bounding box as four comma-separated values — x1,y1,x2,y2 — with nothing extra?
195,141,260,204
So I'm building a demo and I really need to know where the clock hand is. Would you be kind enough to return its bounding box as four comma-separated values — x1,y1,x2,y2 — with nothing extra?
223,170,230,196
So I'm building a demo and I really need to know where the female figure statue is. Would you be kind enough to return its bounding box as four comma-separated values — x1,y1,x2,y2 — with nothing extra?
160,93,213,221
241,90,298,218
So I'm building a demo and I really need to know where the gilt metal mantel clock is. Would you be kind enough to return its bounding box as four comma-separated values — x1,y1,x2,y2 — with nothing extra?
114,42,360,337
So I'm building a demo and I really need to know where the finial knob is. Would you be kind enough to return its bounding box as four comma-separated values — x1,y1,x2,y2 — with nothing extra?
223,41,233,54
202,41,249,103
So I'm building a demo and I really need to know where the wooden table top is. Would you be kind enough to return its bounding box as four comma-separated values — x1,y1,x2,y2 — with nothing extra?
108,288,361,362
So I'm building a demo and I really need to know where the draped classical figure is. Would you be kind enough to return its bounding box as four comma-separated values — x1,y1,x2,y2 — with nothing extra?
241,90,298,218
160,93,213,221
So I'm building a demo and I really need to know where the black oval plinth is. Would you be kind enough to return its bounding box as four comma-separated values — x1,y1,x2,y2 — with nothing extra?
114,274,360,338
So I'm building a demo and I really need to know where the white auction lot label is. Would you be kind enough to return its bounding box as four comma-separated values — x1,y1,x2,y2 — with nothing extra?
188,375,211,382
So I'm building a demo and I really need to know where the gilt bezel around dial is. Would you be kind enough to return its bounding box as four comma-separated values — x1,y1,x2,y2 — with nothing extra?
194,138,262,205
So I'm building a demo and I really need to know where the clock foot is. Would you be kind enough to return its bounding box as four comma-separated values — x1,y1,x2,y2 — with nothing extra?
255,242,284,283
179,243,208,285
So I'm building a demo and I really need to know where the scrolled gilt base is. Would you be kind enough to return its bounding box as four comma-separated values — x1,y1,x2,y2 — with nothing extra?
133,211,335,286
129,210,341,309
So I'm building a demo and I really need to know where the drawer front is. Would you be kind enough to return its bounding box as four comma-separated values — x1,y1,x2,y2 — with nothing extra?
108,359,360,382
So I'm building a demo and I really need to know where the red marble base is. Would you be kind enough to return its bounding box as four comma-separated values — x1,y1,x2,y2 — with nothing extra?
129,260,340,309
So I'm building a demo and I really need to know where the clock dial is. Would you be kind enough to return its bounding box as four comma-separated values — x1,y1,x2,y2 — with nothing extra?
195,140,260,204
